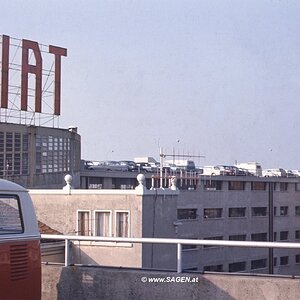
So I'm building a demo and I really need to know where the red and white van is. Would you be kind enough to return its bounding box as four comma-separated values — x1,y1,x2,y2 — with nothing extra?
0,179,41,300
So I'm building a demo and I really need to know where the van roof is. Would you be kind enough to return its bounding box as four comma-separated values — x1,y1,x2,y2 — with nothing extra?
0,179,27,192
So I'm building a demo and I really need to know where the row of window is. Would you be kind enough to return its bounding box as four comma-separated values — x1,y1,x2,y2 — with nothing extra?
36,135,71,173
203,255,300,273
200,230,297,244
178,206,300,220
203,180,300,192
0,132,29,176
182,230,300,250
77,210,130,238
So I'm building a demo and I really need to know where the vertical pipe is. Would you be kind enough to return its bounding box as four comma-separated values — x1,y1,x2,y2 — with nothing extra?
268,182,274,274
177,243,182,273
65,239,70,267
160,147,163,188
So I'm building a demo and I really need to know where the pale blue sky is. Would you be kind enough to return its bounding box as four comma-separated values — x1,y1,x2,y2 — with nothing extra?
1,0,300,168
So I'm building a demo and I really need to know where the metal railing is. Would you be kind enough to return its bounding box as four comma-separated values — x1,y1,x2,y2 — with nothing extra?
41,234,300,273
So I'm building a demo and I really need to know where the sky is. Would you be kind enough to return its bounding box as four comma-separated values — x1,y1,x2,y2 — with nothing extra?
1,0,300,169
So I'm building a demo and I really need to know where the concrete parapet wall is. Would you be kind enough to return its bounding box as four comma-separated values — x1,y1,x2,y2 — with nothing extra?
42,264,299,300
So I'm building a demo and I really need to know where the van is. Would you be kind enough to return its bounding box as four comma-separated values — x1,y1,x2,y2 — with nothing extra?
0,179,41,299
235,162,262,176
165,159,195,171
262,168,287,177
202,166,221,176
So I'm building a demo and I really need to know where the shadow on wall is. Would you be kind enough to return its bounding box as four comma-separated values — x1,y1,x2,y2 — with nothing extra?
55,266,236,300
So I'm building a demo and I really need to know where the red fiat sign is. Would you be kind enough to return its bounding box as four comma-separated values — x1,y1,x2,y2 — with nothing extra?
1,35,67,116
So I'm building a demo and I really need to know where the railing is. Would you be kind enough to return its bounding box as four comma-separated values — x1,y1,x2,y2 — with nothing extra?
41,234,300,273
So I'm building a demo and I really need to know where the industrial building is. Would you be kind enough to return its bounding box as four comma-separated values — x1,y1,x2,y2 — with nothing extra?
0,122,81,188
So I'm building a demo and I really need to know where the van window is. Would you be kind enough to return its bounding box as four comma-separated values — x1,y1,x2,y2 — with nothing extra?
0,195,23,234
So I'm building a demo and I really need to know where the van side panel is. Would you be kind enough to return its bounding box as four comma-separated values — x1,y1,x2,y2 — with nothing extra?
0,239,41,300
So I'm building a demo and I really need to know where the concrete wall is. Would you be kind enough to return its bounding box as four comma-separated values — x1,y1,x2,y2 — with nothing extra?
142,193,178,269
42,264,300,300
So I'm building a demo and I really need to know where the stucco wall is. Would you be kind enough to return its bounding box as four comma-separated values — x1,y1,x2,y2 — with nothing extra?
42,264,300,300
31,192,144,267
31,189,179,269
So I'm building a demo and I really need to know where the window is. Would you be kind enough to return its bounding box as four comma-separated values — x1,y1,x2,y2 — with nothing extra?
229,261,246,272
251,182,266,191
296,183,300,191
280,231,289,241
295,255,300,264
181,238,198,250
77,211,90,236
182,244,197,250
203,264,223,272
296,206,300,216
204,208,223,219
279,206,288,216
0,132,4,153
94,211,111,237
251,233,267,241
0,132,29,177
183,267,198,271
177,209,197,220
0,195,23,234
6,132,12,152
251,259,267,270
203,180,222,191
273,257,277,266
228,181,245,191
88,177,103,189
251,207,267,217
295,230,300,240
279,183,288,191
203,236,223,248
116,211,129,237
274,232,277,241
280,256,289,266
229,234,246,241
229,207,246,218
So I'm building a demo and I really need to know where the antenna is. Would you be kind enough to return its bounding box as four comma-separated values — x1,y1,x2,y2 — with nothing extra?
159,147,205,188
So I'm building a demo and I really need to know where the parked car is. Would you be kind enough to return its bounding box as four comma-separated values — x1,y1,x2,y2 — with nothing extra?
262,168,287,177
119,160,138,172
164,160,196,171
238,168,254,176
286,170,297,178
215,165,235,176
149,162,159,172
136,163,154,173
291,170,300,177
164,162,180,173
202,166,221,176
235,162,262,176
231,166,247,176
86,161,109,171
103,161,128,171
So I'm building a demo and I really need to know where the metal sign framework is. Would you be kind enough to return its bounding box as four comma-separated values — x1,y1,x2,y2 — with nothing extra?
0,35,67,127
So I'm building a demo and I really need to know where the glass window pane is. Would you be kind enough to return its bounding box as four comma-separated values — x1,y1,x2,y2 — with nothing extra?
116,212,129,237
0,196,23,234
95,211,111,236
